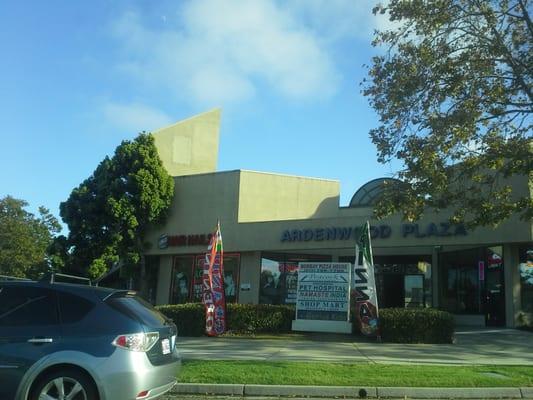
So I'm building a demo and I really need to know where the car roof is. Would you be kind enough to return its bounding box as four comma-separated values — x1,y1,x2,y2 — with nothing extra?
0,280,128,301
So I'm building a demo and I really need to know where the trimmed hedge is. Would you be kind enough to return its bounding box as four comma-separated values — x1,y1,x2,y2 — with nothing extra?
378,308,455,343
227,304,294,334
156,303,205,336
157,303,453,343
156,303,295,336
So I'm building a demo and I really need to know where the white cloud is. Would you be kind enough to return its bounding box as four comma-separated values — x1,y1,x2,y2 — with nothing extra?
103,102,173,133
110,0,358,106
109,1,396,107
288,0,403,43
287,0,378,41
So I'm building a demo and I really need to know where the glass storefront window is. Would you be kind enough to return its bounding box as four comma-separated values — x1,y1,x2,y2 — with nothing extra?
223,254,239,303
191,257,204,302
260,253,331,305
340,255,432,308
192,254,240,303
404,275,424,307
440,248,483,314
446,266,479,313
519,245,533,313
170,256,194,304
170,254,240,304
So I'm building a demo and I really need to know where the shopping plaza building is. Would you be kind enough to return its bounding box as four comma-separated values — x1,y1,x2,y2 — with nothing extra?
142,109,533,328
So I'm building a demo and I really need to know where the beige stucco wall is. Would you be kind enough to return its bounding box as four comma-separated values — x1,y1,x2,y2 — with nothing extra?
156,255,173,305
152,109,220,177
147,171,240,254
237,252,261,304
238,171,340,222
146,170,532,257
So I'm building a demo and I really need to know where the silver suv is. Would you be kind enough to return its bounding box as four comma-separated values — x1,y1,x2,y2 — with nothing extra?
0,276,181,400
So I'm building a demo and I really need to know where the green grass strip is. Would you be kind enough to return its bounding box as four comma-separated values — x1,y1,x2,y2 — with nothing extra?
180,360,533,387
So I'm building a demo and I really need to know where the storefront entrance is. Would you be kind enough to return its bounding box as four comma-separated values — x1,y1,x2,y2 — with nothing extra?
484,247,505,326
381,274,404,308
341,254,432,309
439,246,505,326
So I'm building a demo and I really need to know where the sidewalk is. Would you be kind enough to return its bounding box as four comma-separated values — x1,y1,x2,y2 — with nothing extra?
177,327,533,365
167,327,533,399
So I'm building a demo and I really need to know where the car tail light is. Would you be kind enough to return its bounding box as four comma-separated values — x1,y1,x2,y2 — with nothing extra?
112,332,159,352
136,390,150,399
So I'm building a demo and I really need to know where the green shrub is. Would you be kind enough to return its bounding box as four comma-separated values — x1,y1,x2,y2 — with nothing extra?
156,303,295,336
156,303,205,336
226,304,295,334
378,308,455,343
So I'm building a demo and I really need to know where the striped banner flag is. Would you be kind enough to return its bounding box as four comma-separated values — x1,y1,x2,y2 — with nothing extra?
202,221,226,336
353,221,380,337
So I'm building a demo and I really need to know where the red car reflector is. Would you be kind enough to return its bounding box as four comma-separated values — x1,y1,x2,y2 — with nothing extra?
115,335,127,348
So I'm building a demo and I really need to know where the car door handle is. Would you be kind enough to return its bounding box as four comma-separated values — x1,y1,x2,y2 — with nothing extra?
27,338,53,344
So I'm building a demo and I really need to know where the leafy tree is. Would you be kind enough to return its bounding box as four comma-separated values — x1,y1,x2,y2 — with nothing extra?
0,196,61,278
60,133,174,280
363,0,532,227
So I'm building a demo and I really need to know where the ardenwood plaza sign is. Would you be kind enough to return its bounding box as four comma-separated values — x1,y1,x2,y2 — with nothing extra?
281,222,467,242
292,263,352,333
158,222,468,249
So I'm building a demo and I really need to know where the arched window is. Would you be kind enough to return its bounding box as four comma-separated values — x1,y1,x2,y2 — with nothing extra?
349,178,403,207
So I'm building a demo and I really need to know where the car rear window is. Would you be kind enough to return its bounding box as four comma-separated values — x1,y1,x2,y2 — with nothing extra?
106,294,167,327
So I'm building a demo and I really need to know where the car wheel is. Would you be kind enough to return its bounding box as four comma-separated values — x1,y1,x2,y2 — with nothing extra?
30,369,98,400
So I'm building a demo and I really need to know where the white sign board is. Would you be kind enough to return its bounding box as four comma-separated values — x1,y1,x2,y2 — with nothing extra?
295,262,351,323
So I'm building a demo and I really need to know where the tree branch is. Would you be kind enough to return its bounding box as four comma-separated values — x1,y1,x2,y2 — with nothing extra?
480,10,533,102
517,0,533,38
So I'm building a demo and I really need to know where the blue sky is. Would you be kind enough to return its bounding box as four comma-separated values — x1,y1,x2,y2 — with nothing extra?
0,0,398,230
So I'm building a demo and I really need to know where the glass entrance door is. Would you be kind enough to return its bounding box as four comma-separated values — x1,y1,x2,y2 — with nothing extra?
440,248,482,314
381,274,404,308
484,247,505,326
440,246,506,326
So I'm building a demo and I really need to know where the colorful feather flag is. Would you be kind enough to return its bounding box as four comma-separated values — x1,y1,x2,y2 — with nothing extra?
202,220,226,336
353,221,380,337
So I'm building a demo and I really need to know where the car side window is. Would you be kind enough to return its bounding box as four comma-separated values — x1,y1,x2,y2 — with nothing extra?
58,291,95,323
0,286,59,327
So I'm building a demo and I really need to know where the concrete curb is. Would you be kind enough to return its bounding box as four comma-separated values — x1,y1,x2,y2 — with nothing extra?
175,383,244,395
377,387,523,398
245,384,377,398
172,383,533,398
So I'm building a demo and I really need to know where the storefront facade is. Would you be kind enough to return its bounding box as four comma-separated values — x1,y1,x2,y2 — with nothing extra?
143,110,533,328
